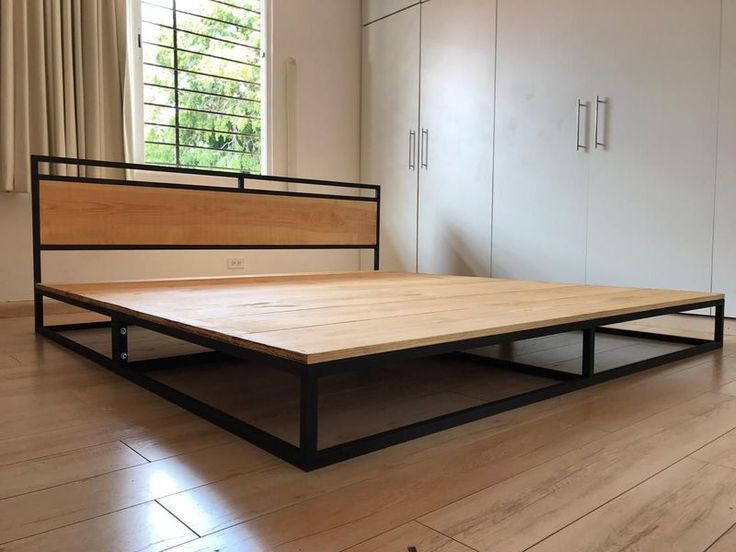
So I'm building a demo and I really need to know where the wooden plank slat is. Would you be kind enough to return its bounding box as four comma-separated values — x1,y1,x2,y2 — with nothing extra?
344,521,475,551
0,501,196,552
708,524,736,552
3,312,736,551
37,272,723,364
39,180,378,246
163,392,736,552
160,412,608,550
527,458,736,552
152,353,725,546
0,441,275,544
418,393,736,552
692,427,736,469
0,441,146,500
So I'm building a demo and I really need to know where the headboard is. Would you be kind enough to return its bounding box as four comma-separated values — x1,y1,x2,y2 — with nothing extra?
31,155,380,288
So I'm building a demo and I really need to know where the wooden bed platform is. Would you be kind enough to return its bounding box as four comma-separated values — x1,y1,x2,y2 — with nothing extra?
36,272,725,469
37,272,723,364
30,157,726,470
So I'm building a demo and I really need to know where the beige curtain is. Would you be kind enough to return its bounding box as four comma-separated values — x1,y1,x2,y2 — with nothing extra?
0,0,127,192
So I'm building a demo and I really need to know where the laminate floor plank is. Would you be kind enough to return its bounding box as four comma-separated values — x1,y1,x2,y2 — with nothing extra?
343,522,476,552
719,379,736,396
526,458,736,552
419,393,736,552
162,414,607,550
542,353,736,433
120,416,238,462
159,397,608,536
707,524,736,552
0,441,275,544
0,441,146,500
692,427,736,470
0,354,20,369
1,311,735,551
262,393,736,552
0,407,235,468
0,501,196,552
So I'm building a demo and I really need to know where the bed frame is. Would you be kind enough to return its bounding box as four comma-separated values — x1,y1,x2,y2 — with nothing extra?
31,156,725,471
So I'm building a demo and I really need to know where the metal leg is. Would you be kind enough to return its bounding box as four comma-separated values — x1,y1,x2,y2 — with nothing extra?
33,292,44,333
583,327,595,377
715,302,725,345
374,188,381,271
31,156,42,334
111,320,128,371
300,368,319,468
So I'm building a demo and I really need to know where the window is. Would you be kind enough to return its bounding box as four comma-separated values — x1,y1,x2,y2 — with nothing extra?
140,0,263,173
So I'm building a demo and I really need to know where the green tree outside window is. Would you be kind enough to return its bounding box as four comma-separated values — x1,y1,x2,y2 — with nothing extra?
141,0,262,173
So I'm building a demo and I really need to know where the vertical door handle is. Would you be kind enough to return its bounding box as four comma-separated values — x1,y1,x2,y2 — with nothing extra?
576,99,587,152
594,96,607,149
420,128,429,169
409,130,417,170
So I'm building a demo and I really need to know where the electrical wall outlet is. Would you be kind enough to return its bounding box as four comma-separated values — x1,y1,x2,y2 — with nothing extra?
227,258,245,270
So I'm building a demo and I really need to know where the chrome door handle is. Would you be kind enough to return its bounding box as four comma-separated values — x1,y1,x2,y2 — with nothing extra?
576,99,588,152
420,128,429,169
409,130,417,170
594,96,607,149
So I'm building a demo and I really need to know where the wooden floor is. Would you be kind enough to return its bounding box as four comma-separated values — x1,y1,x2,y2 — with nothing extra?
2,310,736,551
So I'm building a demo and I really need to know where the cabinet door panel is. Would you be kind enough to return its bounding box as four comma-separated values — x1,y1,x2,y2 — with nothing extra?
361,6,420,271
713,0,736,315
362,0,417,25
585,0,720,291
492,0,594,283
417,0,495,276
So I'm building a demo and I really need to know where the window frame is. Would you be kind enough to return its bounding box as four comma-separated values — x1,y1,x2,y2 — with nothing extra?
131,0,270,174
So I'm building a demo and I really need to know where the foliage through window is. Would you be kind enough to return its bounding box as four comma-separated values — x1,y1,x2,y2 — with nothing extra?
141,0,262,172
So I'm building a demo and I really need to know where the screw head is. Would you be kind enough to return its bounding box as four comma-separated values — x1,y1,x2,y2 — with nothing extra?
120,352,128,360
120,327,127,335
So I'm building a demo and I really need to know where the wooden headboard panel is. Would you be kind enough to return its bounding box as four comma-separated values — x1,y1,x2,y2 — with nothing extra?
31,156,381,289
32,156,379,251
38,180,378,247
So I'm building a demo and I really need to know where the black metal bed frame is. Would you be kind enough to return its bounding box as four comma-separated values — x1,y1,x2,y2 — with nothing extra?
32,156,725,471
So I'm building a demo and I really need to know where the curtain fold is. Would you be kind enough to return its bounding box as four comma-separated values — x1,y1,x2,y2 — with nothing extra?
0,0,127,192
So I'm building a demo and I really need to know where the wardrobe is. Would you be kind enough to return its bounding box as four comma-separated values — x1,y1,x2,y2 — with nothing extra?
361,0,736,316
361,0,496,275
493,0,721,293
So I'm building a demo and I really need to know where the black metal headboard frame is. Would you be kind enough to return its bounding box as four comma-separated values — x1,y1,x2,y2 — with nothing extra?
30,155,380,331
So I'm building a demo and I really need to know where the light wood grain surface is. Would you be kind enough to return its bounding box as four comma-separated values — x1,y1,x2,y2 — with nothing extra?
0,501,196,552
39,180,378,246
525,457,736,552
2,312,736,550
38,272,722,363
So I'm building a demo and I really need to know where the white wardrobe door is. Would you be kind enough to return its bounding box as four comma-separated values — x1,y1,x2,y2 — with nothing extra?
362,0,417,25
417,0,495,276
713,0,736,315
361,5,420,271
492,0,593,283
585,0,720,291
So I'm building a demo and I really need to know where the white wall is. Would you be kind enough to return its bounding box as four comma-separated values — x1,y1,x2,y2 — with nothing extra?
269,0,362,181
0,194,34,301
0,0,363,303
713,0,736,315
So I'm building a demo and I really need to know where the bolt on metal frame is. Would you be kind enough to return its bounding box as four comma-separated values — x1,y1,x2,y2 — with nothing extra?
31,156,724,471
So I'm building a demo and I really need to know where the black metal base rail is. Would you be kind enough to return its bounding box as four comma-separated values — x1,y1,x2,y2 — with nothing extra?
35,289,725,471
